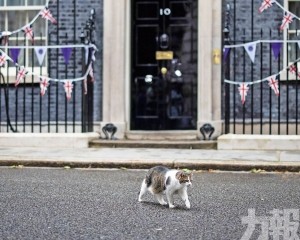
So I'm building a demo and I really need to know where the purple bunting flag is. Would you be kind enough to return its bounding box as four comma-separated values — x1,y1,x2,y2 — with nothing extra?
61,47,73,65
271,42,282,60
10,48,21,63
223,47,230,62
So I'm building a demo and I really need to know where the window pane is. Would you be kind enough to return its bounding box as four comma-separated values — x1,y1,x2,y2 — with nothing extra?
7,0,25,6
7,11,26,31
288,1,300,62
289,2,300,29
0,0,4,6
28,0,45,5
0,11,6,29
29,11,46,36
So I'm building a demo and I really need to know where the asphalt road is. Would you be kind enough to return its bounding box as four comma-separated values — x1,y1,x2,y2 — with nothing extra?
1,168,300,240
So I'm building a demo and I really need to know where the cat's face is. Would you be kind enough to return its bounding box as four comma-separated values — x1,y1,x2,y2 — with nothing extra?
177,171,192,186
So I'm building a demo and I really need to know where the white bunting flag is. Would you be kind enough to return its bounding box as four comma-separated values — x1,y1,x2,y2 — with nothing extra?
244,42,257,63
34,47,47,66
85,46,89,64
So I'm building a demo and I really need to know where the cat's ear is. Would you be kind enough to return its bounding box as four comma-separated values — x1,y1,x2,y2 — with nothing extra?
176,171,184,179
179,172,185,178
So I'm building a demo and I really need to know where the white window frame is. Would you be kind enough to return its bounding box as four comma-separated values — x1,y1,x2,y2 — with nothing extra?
282,0,300,80
0,0,48,84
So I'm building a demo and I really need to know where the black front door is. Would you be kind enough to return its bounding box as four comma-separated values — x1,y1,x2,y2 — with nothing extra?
131,0,198,130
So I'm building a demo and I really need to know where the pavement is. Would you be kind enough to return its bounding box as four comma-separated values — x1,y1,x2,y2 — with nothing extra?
0,146,300,172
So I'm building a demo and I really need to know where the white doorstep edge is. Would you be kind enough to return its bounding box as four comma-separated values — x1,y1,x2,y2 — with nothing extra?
0,132,99,148
218,134,300,151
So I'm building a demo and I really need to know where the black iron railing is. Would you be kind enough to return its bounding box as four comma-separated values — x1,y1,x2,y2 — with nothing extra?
223,29,300,135
0,8,97,133
223,0,300,135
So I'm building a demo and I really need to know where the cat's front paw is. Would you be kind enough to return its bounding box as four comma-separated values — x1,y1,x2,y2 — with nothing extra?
138,198,143,202
169,204,175,209
185,201,191,209
159,201,168,206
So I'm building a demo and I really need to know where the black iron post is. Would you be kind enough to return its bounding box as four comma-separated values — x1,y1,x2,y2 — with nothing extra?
80,31,87,132
80,9,96,132
223,4,231,134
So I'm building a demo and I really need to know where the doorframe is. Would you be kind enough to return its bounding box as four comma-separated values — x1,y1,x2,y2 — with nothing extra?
102,0,222,140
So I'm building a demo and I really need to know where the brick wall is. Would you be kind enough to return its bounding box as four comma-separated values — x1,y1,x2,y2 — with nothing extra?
223,0,300,122
1,0,103,132
48,0,103,123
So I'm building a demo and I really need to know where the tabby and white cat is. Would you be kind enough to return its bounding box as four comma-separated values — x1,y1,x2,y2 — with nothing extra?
138,166,192,209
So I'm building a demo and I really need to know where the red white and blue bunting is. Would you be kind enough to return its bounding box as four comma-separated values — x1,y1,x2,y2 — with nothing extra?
223,0,300,104
223,39,300,63
0,44,97,100
224,57,300,104
259,0,300,30
0,1,97,101
0,0,56,41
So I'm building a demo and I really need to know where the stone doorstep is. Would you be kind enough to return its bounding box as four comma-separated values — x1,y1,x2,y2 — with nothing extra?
0,133,299,151
218,134,300,151
89,139,217,149
0,133,99,148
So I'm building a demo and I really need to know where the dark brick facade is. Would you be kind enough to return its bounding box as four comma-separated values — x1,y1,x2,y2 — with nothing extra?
223,0,300,126
48,0,103,122
1,0,103,132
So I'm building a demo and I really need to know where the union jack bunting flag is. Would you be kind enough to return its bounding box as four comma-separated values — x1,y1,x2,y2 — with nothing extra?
238,83,249,105
0,53,7,67
22,25,34,43
89,66,95,82
40,77,49,96
289,64,297,75
280,12,294,31
64,81,73,100
39,7,57,25
83,79,87,95
15,66,28,87
267,76,280,96
259,0,275,13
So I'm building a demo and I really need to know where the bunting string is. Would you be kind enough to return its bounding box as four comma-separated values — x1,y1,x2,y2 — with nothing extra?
223,0,300,104
259,0,300,31
260,0,300,21
224,57,300,86
0,43,97,66
0,44,97,49
1,0,53,37
224,40,300,49
0,0,95,100
225,57,300,104
0,48,95,83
